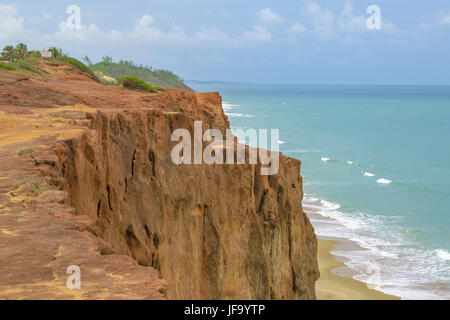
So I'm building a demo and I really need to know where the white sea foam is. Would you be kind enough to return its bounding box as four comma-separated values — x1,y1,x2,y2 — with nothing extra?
226,113,253,118
321,157,331,162
319,199,341,210
222,102,240,112
346,161,354,165
304,195,450,300
377,178,392,184
364,172,375,177
434,249,450,261
304,196,319,202
222,102,240,108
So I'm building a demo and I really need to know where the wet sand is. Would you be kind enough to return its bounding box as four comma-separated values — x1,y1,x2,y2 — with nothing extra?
316,239,400,300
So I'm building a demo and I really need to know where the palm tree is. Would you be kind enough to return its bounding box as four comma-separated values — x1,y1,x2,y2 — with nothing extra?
1,46,16,63
48,47,63,59
83,55,92,66
15,43,28,59
102,55,112,63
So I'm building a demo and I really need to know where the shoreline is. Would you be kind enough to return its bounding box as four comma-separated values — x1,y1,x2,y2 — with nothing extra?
315,238,400,300
303,200,400,299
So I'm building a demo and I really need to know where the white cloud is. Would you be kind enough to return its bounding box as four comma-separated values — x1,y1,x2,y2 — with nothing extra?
30,12,52,24
338,1,366,32
195,25,230,42
135,14,154,29
134,15,158,34
53,20,123,44
381,21,401,34
258,8,284,25
301,0,400,37
43,14,271,49
302,0,334,35
0,2,406,55
289,22,307,34
439,14,450,25
46,11,274,48
167,25,189,42
132,16,190,44
0,4,25,41
339,1,400,34
242,25,272,42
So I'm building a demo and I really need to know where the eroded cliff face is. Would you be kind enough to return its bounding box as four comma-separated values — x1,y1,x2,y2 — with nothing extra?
56,93,319,299
0,65,319,299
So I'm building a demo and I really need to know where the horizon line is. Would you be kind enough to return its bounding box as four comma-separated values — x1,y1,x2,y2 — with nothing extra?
186,80,450,87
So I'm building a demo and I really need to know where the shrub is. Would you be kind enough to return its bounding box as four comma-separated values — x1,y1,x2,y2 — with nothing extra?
0,63,16,71
29,51,42,58
119,76,157,93
56,56,99,81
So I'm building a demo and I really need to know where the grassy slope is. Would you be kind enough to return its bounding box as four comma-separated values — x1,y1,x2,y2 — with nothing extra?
90,61,191,90
6,57,99,82
56,56,99,81
8,57,43,75
0,63,16,71
2,57,191,91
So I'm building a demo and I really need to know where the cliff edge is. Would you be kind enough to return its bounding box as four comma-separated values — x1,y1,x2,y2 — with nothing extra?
0,62,319,299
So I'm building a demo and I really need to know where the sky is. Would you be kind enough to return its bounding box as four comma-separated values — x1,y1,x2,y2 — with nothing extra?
1,0,450,85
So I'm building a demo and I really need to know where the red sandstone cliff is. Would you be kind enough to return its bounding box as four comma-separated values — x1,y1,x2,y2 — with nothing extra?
0,62,319,299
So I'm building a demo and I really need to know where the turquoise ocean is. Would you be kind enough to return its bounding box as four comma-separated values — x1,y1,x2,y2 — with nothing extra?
187,81,450,299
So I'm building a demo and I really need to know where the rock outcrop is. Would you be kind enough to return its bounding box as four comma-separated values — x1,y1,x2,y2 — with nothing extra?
0,63,319,299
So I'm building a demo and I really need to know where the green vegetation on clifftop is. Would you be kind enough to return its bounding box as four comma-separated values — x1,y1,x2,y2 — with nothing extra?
0,63,16,71
119,76,161,93
1,43,189,90
56,56,99,81
91,60,190,90
8,57,44,75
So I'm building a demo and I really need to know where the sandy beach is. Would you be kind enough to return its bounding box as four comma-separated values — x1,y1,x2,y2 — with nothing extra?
315,239,400,300
304,202,400,299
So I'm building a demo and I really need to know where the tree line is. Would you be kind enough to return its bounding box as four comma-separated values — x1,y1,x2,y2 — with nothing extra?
1,43,65,63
